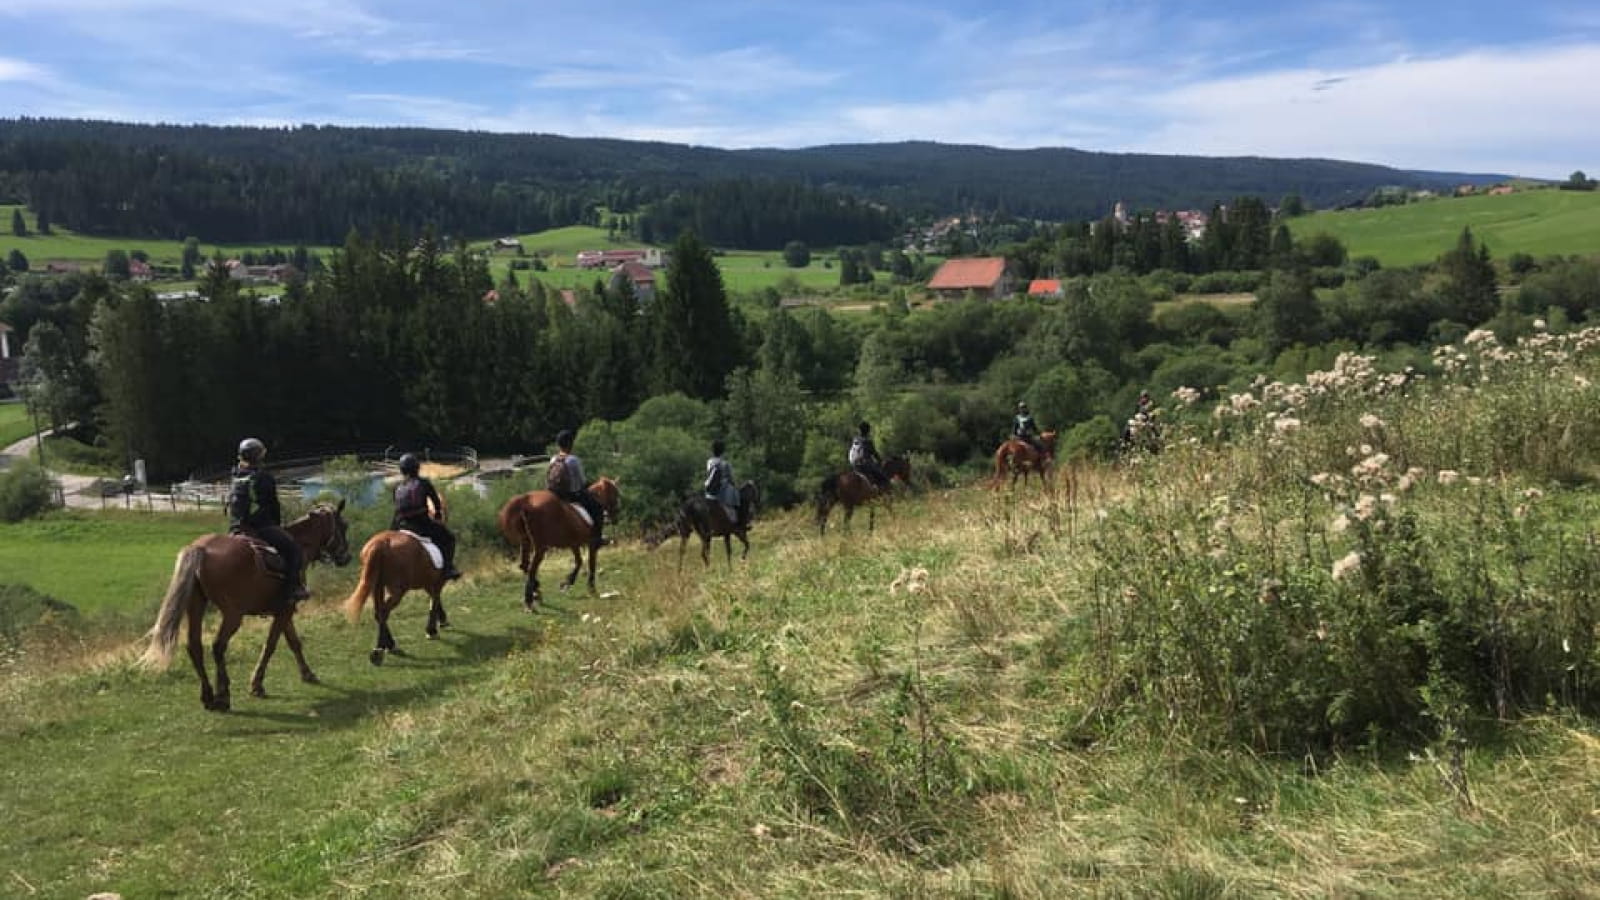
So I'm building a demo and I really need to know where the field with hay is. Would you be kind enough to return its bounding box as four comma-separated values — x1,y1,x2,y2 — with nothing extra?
6,327,1600,896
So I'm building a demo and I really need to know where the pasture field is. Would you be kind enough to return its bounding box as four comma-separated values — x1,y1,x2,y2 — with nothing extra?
0,400,34,448
1287,188,1600,266
0,511,224,616
6,415,1600,898
0,205,333,272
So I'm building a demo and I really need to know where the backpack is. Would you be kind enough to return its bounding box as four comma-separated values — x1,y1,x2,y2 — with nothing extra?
395,479,426,515
546,455,569,493
848,436,868,467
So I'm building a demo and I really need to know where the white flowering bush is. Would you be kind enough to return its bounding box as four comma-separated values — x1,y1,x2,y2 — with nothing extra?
1074,334,1600,750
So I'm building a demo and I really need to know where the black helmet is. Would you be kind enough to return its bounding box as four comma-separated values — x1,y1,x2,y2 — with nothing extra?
556,429,575,450
1017,401,1029,412
398,453,421,476
712,439,726,456
858,421,871,435
238,437,266,463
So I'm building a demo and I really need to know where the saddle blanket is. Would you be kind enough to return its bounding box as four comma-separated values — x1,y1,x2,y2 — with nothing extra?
399,530,444,569
569,504,594,527
236,535,286,576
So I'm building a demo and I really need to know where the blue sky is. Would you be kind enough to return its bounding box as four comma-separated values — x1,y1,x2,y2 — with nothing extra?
0,0,1596,177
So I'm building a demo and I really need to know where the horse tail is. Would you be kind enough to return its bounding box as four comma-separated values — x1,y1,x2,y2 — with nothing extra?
344,540,382,624
141,545,204,669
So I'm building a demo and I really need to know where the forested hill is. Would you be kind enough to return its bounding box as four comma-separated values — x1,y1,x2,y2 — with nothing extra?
0,118,1506,246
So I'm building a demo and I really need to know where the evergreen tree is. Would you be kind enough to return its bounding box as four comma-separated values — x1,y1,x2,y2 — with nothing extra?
6,248,26,272
180,237,201,280
103,249,131,279
11,209,27,237
783,240,811,268
34,208,51,235
1256,269,1322,354
650,230,739,399
1435,227,1499,325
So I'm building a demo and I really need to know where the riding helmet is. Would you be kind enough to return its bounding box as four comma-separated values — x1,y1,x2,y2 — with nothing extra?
238,437,266,462
858,421,871,435
556,429,576,450
398,453,421,476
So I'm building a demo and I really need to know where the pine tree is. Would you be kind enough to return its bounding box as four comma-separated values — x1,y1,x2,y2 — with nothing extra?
650,230,738,399
11,209,27,238
1436,227,1498,325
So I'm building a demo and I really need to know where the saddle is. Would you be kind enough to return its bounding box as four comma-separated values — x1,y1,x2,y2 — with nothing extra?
235,534,287,579
399,530,444,569
568,503,594,527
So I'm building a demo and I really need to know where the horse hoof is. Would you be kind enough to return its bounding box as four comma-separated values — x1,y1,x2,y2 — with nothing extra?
250,686,267,698
390,648,407,658
208,698,231,713
369,649,385,666
301,672,319,685
426,631,439,641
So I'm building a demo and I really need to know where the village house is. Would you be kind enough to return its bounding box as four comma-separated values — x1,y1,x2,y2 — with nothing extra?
609,261,657,304
927,257,1013,300
128,259,153,282
492,237,524,253
1027,278,1064,298
576,247,666,269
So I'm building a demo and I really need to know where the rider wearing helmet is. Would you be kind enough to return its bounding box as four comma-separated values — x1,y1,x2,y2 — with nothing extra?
848,421,891,489
549,429,607,548
392,453,461,580
704,439,741,525
1012,402,1043,453
227,438,309,608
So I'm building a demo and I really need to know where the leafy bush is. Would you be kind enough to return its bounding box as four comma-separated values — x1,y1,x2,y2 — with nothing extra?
0,458,54,522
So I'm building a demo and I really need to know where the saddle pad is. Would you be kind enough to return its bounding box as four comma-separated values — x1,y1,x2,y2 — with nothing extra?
399,530,444,569
569,503,594,527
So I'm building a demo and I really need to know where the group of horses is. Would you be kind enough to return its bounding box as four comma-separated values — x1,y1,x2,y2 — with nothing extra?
142,438,1057,712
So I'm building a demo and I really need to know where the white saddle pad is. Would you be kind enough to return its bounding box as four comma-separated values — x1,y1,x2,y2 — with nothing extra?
568,504,594,527
400,530,444,569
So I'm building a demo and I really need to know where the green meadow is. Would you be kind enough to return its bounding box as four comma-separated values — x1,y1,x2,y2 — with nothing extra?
1288,188,1600,266
0,401,35,448
0,205,333,271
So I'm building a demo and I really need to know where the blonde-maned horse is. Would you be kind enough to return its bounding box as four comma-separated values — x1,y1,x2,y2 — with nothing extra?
992,431,1058,489
141,502,352,711
344,530,453,666
496,478,620,610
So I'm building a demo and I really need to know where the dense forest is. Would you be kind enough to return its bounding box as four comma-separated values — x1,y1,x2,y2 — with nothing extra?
0,119,1504,246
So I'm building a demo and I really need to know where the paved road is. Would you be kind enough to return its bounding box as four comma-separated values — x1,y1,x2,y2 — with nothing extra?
0,426,160,511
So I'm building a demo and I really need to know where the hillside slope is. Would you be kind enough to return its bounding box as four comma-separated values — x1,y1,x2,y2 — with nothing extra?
1287,188,1600,265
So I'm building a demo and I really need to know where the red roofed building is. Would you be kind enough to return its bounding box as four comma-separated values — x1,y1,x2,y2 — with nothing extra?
1027,278,1063,298
927,257,1013,300
609,261,657,304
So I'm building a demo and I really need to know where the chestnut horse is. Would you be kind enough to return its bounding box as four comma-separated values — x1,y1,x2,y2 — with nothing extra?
674,481,761,570
816,455,911,534
497,478,620,610
344,531,452,666
993,430,1058,489
141,502,352,711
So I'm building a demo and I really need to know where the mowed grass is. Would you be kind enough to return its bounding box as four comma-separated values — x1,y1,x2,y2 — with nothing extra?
0,204,333,270
1288,188,1600,266
0,511,225,616
4,472,1600,896
0,400,35,448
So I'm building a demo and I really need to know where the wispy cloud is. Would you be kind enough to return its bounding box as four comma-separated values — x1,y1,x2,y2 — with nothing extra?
530,47,839,95
0,57,52,84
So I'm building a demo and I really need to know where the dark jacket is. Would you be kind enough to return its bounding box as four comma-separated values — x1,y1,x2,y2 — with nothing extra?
227,464,281,532
1013,413,1040,439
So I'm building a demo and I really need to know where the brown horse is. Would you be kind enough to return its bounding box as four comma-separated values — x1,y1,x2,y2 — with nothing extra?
674,481,761,570
344,530,452,666
497,478,620,610
141,502,352,711
816,455,911,534
993,430,1058,489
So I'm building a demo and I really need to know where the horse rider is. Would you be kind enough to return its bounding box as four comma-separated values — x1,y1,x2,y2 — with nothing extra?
704,439,741,526
849,421,891,489
392,452,461,581
1013,401,1044,453
226,437,308,608
1135,391,1154,417
549,429,607,547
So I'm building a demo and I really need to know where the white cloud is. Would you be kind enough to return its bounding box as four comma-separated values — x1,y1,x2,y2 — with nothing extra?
1131,42,1600,175
0,57,52,84
530,47,839,96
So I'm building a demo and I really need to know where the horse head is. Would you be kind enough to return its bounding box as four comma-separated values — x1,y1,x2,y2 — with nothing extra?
591,477,622,524
311,498,353,566
738,480,761,518
883,454,912,484
1040,431,1059,454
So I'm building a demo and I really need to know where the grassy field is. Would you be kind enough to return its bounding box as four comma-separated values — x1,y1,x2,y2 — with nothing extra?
1287,188,1600,266
0,401,35,448
0,205,333,271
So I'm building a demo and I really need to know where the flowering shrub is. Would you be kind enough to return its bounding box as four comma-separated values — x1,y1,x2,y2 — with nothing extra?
1075,331,1600,750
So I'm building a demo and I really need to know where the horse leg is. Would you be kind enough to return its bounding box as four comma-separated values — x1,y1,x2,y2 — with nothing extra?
700,532,711,568
185,599,215,710
723,533,733,570
737,529,750,561
525,546,545,611
209,611,244,712
281,615,317,684
249,614,287,698
677,533,689,572
426,589,443,640
869,506,876,533
563,546,582,590
588,543,598,592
